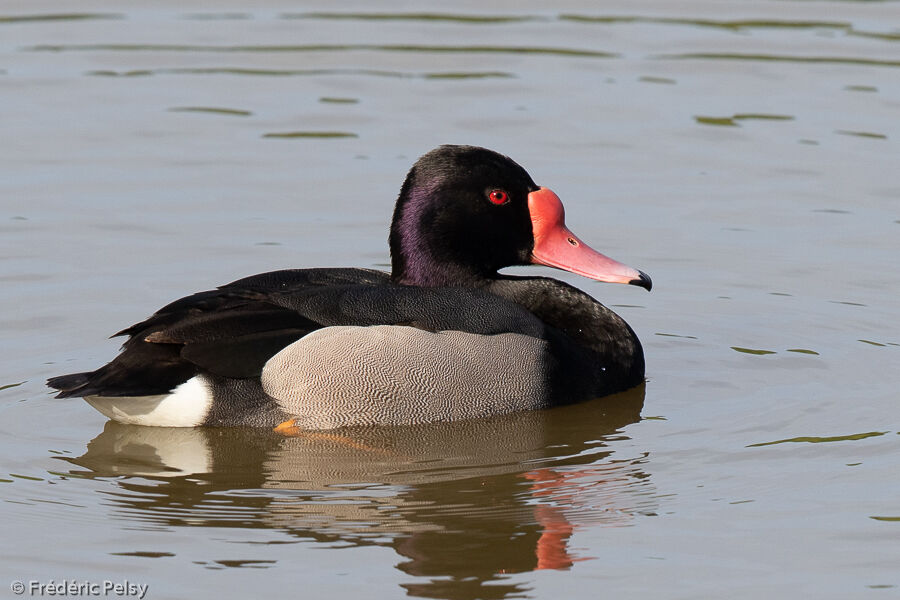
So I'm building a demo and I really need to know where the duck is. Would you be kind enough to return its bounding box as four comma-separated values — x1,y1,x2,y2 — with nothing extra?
48,145,651,429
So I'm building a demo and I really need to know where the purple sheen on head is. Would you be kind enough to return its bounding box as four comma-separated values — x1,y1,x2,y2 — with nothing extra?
391,180,442,285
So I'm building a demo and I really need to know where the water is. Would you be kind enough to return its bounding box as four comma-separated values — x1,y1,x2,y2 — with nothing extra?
2,2,899,598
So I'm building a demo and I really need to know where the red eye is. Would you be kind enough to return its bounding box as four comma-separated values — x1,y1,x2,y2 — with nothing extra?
488,189,509,205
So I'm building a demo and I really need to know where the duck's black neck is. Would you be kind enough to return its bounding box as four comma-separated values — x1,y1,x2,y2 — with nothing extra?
390,245,497,287
391,262,492,287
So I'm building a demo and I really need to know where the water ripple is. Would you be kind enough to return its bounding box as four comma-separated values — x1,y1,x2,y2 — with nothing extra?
657,52,900,68
0,13,123,24
281,12,546,24
168,106,252,116
87,67,515,79
262,132,358,139
28,43,617,58
748,431,889,447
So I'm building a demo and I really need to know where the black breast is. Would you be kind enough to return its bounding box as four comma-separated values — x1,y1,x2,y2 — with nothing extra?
485,277,645,401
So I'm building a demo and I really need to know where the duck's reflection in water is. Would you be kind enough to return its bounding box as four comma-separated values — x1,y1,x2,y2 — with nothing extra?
61,385,655,600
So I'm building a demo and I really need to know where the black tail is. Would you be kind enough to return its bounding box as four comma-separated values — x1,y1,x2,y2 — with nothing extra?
47,372,93,398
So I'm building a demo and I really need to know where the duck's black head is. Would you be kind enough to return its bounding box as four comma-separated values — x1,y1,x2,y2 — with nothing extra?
390,145,538,286
389,145,651,290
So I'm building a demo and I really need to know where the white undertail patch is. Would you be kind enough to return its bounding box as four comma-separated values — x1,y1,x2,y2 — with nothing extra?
84,375,213,427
